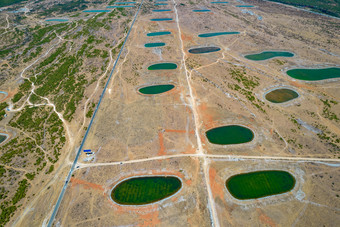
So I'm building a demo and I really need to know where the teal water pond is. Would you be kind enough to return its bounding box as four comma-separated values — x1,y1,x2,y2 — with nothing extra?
244,51,294,61
265,88,299,103
188,46,221,54
226,170,296,200
115,2,136,4
144,42,166,47
45,18,69,22
153,9,171,12
111,176,182,205
83,9,111,12
107,5,135,8
193,9,211,12
139,84,175,95
206,125,254,145
150,18,172,21
0,134,8,144
198,31,240,37
155,3,168,5
148,63,177,70
147,31,171,36
286,67,340,81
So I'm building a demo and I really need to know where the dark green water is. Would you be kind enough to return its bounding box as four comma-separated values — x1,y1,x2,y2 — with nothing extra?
148,63,177,70
139,84,175,95
226,170,296,200
111,176,182,205
147,31,171,36
205,125,254,145
144,42,166,48
0,135,7,144
286,67,340,81
188,46,221,54
150,18,172,21
198,32,240,37
265,88,299,103
244,51,294,61
155,3,168,5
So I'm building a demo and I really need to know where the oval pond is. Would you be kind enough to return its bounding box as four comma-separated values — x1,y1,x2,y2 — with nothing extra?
188,46,221,54
147,31,171,36
286,67,340,81
148,63,177,70
205,125,254,145
139,84,175,95
111,176,182,205
265,88,298,103
144,42,166,48
226,170,296,200
198,32,240,37
244,51,294,61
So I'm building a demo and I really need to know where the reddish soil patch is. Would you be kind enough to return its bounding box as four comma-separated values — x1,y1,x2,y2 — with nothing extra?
70,177,104,191
209,167,224,199
257,208,277,227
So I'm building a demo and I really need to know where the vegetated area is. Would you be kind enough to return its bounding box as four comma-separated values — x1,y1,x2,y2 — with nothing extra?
0,1,133,225
267,0,340,18
0,0,25,8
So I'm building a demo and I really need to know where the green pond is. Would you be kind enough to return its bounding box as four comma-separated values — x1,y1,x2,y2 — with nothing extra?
153,9,171,12
83,9,111,12
198,32,240,37
226,170,296,200
286,67,340,81
265,88,299,103
111,176,182,205
236,5,254,7
45,18,69,22
107,5,135,8
188,46,221,54
211,1,229,3
155,3,168,5
205,125,254,145
139,84,175,95
193,9,211,12
148,63,177,70
150,18,172,21
147,31,171,36
144,42,166,48
244,51,294,61
0,135,7,144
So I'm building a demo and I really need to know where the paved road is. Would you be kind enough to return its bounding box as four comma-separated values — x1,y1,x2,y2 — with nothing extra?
46,1,145,226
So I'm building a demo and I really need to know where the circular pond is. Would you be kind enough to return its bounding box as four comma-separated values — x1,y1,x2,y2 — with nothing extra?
286,67,340,81
226,170,296,200
265,88,299,103
148,63,177,70
205,125,254,145
111,176,182,205
138,84,175,95
244,51,294,61
188,46,221,54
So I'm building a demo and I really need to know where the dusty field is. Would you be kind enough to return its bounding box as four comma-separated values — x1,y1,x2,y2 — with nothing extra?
3,0,339,226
